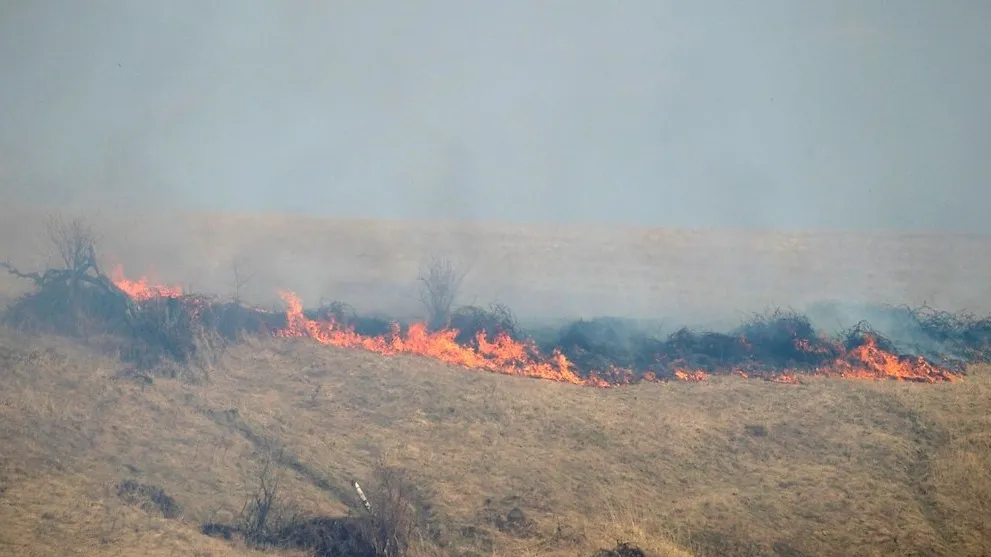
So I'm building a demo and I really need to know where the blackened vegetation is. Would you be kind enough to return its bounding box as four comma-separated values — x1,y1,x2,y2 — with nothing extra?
2,257,284,377
448,303,524,346
807,301,991,368
547,311,839,380
899,304,991,365
308,299,398,337
548,308,986,382
551,318,656,373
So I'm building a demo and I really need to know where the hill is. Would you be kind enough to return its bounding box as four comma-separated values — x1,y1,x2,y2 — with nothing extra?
1,324,989,556
2,210,991,556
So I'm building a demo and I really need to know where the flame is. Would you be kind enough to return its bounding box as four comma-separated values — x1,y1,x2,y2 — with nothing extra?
823,335,958,383
276,291,609,387
111,265,183,301
273,292,960,386
674,369,709,382
104,269,961,387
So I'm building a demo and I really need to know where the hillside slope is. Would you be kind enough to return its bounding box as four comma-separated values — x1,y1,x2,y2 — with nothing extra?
2,326,990,556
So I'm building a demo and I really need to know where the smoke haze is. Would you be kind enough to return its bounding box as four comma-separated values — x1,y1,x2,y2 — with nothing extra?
2,1,991,326
2,1,989,230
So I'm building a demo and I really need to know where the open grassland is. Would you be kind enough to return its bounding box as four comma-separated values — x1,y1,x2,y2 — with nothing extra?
1,325,990,557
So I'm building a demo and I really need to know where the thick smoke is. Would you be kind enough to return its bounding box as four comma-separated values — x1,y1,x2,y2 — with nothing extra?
1,2,989,320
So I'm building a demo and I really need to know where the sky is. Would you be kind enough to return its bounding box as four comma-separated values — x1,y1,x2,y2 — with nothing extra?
1,1,989,231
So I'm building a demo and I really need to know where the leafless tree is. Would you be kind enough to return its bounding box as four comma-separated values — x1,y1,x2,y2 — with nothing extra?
416,252,471,330
231,255,255,304
44,213,101,275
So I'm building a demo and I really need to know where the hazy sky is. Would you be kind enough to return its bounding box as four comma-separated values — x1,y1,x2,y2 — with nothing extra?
1,1,989,230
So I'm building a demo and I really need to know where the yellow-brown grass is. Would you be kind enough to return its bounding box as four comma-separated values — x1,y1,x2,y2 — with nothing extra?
2,210,991,555
1,324,989,557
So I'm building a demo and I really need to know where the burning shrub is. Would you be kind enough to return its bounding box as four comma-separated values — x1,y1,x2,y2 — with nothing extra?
449,303,524,347
0,216,290,376
310,299,359,324
734,309,841,369
307,299,402,338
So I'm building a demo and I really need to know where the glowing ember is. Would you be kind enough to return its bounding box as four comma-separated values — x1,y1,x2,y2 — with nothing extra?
111,265,183,301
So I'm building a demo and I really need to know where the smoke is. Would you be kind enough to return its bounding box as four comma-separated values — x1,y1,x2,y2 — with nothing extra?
1,1,989,227
1,2,989,319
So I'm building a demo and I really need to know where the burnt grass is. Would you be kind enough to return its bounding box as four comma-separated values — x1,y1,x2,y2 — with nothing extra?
4,260,991,383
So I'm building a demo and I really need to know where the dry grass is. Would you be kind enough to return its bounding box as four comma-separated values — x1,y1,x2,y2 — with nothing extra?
2,209,990,555
1,323,990,556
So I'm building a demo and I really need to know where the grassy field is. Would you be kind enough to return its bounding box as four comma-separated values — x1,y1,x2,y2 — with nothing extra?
1,211,990,556
1,325,990,556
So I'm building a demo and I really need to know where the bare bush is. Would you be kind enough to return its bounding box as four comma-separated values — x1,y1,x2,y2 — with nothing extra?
238,455,301,547
358,465,432,557
417,253,471,330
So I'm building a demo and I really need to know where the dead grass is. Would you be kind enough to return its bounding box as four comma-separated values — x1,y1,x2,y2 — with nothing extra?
2,322,990,556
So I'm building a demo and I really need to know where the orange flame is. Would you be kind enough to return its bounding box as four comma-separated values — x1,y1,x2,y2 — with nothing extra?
822,335,958,383
674,369,709,382
105,269,962,387
276,291,610,387
111,265,183,301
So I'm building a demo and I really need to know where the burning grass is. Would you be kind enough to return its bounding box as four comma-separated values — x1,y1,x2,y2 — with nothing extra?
3,251,988,387
275,294,975,386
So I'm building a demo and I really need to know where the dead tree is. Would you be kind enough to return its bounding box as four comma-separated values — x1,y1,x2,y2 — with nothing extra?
231,255,254,304
416,253,471,330
0,214,133,338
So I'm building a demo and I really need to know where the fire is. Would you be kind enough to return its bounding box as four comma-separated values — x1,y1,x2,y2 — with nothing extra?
823,335,958,383
275,291,608,387
105,269,962,387
111,265,183,301
674,369,709,382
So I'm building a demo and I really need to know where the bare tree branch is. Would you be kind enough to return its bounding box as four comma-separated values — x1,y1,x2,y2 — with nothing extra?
44,213,101,276
416,252,472,330
231,255,255,304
